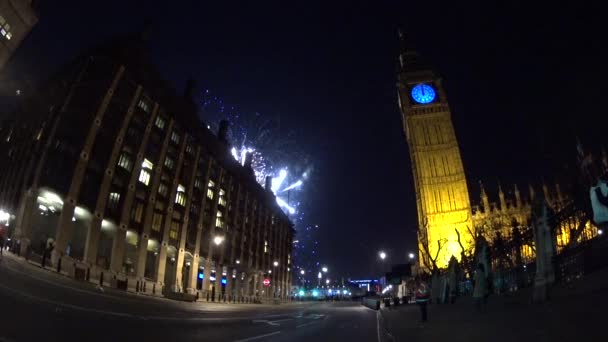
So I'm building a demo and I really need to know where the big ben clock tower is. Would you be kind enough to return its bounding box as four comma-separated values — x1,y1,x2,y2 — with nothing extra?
397,32,473,269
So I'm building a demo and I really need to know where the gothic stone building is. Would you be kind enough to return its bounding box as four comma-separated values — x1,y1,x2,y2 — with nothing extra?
0,32,294,300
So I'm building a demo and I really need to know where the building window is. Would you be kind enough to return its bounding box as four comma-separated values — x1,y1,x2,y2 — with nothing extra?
175,184,186,206
171,131,180,144
108,192,120,210
170,220,180,240
264,240,268,253
158,182,168,197
117,152,133,172
139,169,151,185
131,202,144,223
218,189,227,207
186,143,194,155
152,212,163,232
155,116,166,129
190,203,198,215
137,96,151,113
0,16,12,40
138,158,153,186
194,177,203,190
215,211,224,229
207,180,215,200
164,157,174,170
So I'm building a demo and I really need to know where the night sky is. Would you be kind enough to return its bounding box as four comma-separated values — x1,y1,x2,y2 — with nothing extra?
3,1,608,279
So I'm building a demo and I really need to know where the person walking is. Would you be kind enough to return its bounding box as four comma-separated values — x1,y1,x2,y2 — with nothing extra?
473,263,487,312
415,278,430,323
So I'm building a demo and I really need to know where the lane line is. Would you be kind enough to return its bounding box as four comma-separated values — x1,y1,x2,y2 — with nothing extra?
233,330,281,342
376,310,382,342
296,321,319,329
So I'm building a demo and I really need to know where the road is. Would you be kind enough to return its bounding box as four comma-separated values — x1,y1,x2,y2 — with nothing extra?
0,254,381,342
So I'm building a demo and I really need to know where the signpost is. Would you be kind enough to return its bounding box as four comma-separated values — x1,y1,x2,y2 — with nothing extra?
263,278,270,287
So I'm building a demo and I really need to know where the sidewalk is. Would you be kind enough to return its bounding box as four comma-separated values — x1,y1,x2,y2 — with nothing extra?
381,268,608,342
1,251,296,309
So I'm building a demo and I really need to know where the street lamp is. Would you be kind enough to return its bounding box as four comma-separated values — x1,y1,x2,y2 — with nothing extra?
273,261,279,267
213,236,224,245
300,269,305,275
379,251,386,260
322,267,328,273
408,252,415,260
326,279,330,284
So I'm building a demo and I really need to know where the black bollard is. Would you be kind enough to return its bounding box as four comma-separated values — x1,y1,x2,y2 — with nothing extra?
143,281,147,293
152,283,156,295
100,271,104,286
86,267,90,281
136,280,140,292
57,257,62,273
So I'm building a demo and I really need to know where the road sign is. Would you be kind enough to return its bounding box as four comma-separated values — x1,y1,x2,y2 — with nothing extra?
263,278,270,286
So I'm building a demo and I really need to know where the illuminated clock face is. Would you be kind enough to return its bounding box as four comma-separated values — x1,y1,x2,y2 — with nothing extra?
411,84,436,104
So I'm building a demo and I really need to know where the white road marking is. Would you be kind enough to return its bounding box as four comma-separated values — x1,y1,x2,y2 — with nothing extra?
252,319,280,326
376,310,382,342
296,321,319,329
233,330,281,342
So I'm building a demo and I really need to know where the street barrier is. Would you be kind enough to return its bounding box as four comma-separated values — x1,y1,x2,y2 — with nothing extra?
362,297,380,310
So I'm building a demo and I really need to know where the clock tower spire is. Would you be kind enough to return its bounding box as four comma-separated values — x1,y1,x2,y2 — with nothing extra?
397,32,473,269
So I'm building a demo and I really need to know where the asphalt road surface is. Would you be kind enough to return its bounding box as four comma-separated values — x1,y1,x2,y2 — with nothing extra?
0,255,381,342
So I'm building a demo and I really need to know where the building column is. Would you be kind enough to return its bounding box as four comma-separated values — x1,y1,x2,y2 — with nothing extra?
202,259,211,299
15,189,36,256
53,66,125,266
84,86,142,266
155,134,187,286
133,116,172,278
188,253,199,294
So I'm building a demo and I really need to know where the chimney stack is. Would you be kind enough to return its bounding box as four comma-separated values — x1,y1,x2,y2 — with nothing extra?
265,176,272,192
218,120,229,144
184,78,196,101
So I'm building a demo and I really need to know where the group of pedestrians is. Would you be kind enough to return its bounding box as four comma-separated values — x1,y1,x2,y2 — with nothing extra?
413,262,490,324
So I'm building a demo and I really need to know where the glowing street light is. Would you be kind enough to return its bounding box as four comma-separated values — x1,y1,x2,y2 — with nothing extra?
326,279,330,284
599,229,604,235
318,272,322,279
300,269,305,275
379,251,386,260
273,261,279,267
213,236,224,245
322,267,328,273
408,252,415,259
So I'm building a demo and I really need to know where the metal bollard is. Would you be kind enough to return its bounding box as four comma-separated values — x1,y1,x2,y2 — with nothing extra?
57,257,62,273
86,267,90,281
100,271,104,286
143,281,147,293
152,283,156,295
136,281,140,292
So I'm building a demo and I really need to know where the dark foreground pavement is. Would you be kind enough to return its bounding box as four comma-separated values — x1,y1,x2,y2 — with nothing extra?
380,269,608,342
0,254,381,342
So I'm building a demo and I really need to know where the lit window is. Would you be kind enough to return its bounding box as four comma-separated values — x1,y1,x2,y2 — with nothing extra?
155,116,166,129
108,192,120,210
138,169,151,185
215,211,224,229
218,189,226,206
142,158,153,169
152,212,163,232
207,180,215,200
170,221,180,239
186,144,194,154
164,157,174,169
171,131,180,144
175,184,186,206
131,202,144,223
157,183,168,197
117,153,133,172
137,97,151,112
264,240,268,253
0,16,12,40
